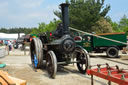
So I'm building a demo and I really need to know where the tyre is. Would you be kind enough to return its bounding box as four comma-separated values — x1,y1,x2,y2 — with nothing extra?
46,51,57,78
13,44,18,49
106,47,119,58
30,38,43,68
73,46,90,74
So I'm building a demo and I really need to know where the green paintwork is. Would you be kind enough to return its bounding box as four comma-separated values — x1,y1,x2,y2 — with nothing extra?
75,33,127,52
93,34,127,47
31,34,38,38
76,35,93,52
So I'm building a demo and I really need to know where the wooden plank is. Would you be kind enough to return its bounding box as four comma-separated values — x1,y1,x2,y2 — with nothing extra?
0,70,15,85
0,70,26,85
8,76,26,85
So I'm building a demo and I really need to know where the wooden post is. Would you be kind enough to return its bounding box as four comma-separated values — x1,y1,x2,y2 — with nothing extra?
7,45,9,55
24,45,26,55
108,81,111,85
91,75,94,85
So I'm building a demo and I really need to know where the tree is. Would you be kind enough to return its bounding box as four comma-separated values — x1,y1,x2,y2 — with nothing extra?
31,19,61,34
119,15,128,32
91,17,113,33
0,27,34,34
54,0,110,32
106,16,120,32
0,28,8,33
119,15,128,27
111,22,120,32
30,28,39,34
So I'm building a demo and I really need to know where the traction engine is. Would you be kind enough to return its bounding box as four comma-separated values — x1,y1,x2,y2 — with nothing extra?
30,3,90,78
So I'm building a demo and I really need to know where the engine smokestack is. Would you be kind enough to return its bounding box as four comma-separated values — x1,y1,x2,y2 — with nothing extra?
60,3,70,34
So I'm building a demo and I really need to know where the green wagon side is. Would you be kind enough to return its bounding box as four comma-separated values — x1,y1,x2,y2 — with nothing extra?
93,33,127,48
75,32,127,58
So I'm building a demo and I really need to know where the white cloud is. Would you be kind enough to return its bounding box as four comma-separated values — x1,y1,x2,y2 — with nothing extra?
22,0,43,8
0,1,9,13
46,4,58,10
0,0,60,28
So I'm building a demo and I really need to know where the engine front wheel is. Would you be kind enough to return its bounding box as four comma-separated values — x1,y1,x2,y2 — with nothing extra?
46,51,57,79
74,46,90,74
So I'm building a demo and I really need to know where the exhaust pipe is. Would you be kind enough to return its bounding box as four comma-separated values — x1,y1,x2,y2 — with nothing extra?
60,3,70,34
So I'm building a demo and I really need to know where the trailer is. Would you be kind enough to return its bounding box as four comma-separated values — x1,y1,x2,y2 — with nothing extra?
75,32,127,58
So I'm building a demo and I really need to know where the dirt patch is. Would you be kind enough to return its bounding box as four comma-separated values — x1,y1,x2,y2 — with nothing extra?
0,52,128,85
0,64,92,85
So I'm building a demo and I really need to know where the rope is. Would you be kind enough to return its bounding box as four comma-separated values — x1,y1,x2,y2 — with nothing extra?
69,27,128,45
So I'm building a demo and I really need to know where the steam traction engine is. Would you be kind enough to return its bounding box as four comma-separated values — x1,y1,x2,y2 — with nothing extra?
30,3,90,78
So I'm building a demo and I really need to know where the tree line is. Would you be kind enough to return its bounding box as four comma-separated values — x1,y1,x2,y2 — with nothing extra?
0,0,128,35
0,27,35,34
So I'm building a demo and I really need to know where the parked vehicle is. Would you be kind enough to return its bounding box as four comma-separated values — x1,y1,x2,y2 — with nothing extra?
75,32,127,58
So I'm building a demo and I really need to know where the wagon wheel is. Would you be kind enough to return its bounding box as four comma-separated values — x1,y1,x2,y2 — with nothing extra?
30,38,43,68
74,46,90,74
46,51,57,78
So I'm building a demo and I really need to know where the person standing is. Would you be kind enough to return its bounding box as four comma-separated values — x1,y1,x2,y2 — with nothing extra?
5,40,8,46
5,40,8,50
8,41,12,51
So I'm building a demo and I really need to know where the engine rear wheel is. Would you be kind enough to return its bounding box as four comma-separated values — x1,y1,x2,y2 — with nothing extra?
106,47,119,58
30,38,43,68
46,51,57,79
74,46,90,74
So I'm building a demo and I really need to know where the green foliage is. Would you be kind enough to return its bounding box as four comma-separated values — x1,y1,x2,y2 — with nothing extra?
106,16,120,32
111,22,120,32
106,15,128,34
119,15,128,27
42,21,56,32
119,15,128,32
0,27,34,34
0,28,8,33
30,28,39,34
54,0,110,33
0,20,61,35
31,19,61,34
91,17,113,33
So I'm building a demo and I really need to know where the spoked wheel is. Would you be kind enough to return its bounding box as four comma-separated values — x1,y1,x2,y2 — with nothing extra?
30,38,43,68
74,46,90,74
46,51,57,79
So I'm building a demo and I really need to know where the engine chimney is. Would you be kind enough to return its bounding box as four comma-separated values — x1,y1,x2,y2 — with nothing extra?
60,3,70,34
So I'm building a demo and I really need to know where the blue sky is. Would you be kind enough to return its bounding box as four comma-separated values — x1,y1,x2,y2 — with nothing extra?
0,0,127,28
105,0,128,22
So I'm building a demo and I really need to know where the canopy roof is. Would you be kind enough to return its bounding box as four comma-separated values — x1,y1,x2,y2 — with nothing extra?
0,33,25,40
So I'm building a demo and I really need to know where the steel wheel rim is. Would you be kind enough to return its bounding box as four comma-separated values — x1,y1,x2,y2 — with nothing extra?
30,40,36,68
73,46,90,74
46,51,57,78
47,54,53,75
76,50,88,74
30,38,43,68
